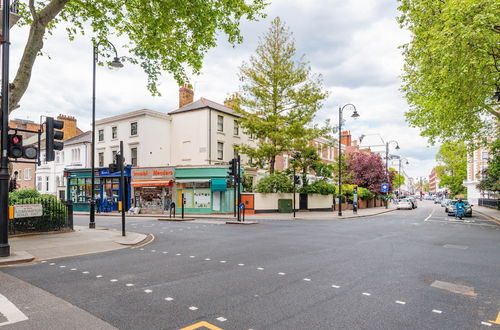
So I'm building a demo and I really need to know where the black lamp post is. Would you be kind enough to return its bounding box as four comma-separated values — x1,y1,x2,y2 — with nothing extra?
385,140,399,209
338,104,359,216
89,40,123,229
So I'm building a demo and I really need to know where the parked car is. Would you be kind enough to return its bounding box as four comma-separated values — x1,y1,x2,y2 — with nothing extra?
408,196,418,209
445,200,473,217
434,197,442,204
397,198,413,210
441,199,450,207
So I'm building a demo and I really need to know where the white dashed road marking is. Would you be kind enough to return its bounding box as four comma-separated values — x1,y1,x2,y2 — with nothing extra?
481,321,492,326
278,272,286,276
303,278,311,281
49,263,55,266
0,294,28,326
59,265,66,268
362,292,371,296
395,300,406,305
190,256,195,258
144,289,153,293
96,275,103,278
331,285,340,288
220,260,227,263
205,258,211,261
165,297,174,301
70,268,77,271
188,306,198,311
110,279,118,282
82,271,89,274
432,309,442,314
216,317,227,322
126,283,134,287
238,264,245,266
257,267,264,270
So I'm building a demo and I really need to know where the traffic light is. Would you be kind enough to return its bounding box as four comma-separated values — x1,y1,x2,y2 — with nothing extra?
45,117,64,161
109,162,119,173
294,175,301,185
7,134,23,158
228,158,236,177
109,153,124,173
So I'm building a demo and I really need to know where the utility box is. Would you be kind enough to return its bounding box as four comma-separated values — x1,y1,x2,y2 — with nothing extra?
278,199,293,213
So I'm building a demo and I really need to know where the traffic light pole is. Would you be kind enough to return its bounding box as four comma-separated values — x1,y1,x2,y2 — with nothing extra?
0,0,11,257
237,155,241,222
119,141,126,236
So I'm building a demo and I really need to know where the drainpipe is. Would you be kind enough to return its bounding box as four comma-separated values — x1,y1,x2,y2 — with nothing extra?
208,108,212,165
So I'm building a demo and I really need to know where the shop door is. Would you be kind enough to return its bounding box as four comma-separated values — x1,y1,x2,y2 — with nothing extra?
213,191,221,211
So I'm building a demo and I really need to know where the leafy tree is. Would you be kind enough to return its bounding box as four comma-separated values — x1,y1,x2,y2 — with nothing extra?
255,171,293,193
345,150,387,195
7,0,267,112
358,187,374,200
398,0,500,144
300,181,336,195
289,146,320,186
234,17,329,174
311,162,334,181
435,141,467,195
389,168,405,191
478,138,500,192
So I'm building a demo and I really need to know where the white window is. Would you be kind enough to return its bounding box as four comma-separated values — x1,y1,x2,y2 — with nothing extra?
24,168,31,180
98,152,104,167
45,176,49,192
112,150,117,162
217,142,224,160
98,129,104,141
130,122,138,136
283,154,289,169
131,147,138,166
112,126,118,139
217,115,224,132
233,120,239,136
71,148,81,163
37,176,42,191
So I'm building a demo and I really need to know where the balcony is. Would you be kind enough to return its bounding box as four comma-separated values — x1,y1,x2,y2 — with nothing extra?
0,0,20,30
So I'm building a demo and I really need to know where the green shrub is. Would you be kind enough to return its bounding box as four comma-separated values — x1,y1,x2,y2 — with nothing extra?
300,181,336,195
358,187,374,200
255,172,293,193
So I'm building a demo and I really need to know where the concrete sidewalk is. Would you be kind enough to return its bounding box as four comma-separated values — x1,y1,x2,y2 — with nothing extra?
76,206,396,221
0,226,149,266
473,205,500,224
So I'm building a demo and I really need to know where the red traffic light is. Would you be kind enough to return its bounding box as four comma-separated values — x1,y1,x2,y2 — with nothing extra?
12,135,21,145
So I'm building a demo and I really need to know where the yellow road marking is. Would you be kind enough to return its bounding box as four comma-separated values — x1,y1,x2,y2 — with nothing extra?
489,311,500,325
179,321,223,330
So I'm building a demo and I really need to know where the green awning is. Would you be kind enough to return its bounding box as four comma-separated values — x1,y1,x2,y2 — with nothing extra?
211,179,227,192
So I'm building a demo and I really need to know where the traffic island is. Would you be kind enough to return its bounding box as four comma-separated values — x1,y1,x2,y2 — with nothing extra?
157,218,196,222
225,221,259,225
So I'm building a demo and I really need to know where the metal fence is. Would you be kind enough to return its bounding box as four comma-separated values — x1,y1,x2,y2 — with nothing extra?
9,198,73,234
478,198,499,210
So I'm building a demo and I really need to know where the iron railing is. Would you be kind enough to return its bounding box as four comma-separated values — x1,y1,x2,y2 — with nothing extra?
478,198,499,210
9,197,73,234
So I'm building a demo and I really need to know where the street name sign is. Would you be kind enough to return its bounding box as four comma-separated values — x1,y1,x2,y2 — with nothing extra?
14,204,43,218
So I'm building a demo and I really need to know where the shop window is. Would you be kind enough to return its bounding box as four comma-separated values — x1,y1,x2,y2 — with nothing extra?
234,120,239,136
98,129,104,141
98,152,104,167
130,122,138,136
131,147,138,166
217,142,224,160
217,115,224,132
112,126,118,139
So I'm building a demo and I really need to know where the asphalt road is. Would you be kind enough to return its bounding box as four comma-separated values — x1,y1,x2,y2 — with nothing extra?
1,201,499,329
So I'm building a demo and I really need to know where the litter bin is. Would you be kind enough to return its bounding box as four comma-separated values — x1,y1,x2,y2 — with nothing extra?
278,199,293,213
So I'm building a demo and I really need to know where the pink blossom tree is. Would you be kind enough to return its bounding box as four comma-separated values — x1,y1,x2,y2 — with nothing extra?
346,150,394,195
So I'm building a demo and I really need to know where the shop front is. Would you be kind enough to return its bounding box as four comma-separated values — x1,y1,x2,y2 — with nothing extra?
174,166,240,214
65,166,132,212
131,167,175,214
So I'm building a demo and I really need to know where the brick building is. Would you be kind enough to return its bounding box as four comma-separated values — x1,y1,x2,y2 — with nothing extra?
9,119,41,190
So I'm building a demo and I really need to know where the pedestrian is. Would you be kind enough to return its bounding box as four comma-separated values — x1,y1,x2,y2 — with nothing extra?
96,195,101,214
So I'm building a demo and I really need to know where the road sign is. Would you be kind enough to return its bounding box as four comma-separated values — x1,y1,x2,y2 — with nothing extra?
381,183,389,193
14,204,43,218
240,203,245,210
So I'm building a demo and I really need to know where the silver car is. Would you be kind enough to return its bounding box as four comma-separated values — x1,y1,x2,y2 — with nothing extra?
441,199,450,207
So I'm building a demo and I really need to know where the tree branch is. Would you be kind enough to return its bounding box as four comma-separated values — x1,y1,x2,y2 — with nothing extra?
28,0,36,18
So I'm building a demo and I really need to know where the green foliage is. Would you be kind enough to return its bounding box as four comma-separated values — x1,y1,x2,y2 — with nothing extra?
10,0,267,111
478,138,500,192
300,181,336,195
312,162,334,181
358,187,374,200
242,174,254,193
398,0,500,144
389,168,405,189
255,172,293,193
234,17,329,173
435,141,467,195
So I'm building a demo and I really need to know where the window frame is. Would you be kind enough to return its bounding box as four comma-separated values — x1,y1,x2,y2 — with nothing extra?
130,122,138,136
233,120,239,136
217,142,224,160
98,129,104,142
131,147,138,166
111,126,118,139
217,115,224,132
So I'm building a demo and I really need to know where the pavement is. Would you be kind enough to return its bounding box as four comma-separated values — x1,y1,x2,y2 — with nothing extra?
1,201,499,329
473,205,500,223
0,226,149,266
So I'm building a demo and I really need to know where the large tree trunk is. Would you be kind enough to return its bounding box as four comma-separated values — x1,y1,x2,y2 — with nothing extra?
269,155,275,174
9,0,69,112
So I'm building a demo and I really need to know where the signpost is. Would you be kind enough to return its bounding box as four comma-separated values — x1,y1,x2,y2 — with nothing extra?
353,186,358,214
13,204,43,218
381,183,389,193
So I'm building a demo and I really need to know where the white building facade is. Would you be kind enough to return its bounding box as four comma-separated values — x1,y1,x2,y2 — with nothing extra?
36,131,92,199
463,146,490,204
94,109,170,168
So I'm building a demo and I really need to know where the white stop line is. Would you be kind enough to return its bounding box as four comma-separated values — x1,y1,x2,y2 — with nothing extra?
0,294,28,327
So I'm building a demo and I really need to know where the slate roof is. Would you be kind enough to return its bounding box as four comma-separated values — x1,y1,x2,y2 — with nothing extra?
168,97,240,117
64,131,92,146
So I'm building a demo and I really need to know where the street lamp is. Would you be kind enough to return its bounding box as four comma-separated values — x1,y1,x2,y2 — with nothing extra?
338,104,359,216
89,40,124,229
385,140,399,209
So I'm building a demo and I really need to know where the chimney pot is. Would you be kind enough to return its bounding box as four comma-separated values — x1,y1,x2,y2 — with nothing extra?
179,84,194,108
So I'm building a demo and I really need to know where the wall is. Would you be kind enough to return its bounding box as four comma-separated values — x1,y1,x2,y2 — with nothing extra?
307,194,333,210
170,109,209,166
253,193,299,212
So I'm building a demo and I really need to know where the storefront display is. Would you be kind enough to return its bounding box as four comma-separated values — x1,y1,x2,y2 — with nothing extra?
131,167,175,214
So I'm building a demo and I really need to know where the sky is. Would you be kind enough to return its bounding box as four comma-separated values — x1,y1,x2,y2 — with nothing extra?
8,0,439,179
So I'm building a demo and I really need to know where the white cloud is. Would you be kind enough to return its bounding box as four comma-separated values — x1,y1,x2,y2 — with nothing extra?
7,0,436,179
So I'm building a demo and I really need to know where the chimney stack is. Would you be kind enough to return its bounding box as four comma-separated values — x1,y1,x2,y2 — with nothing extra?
57,114,78,140
179,84,194,108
